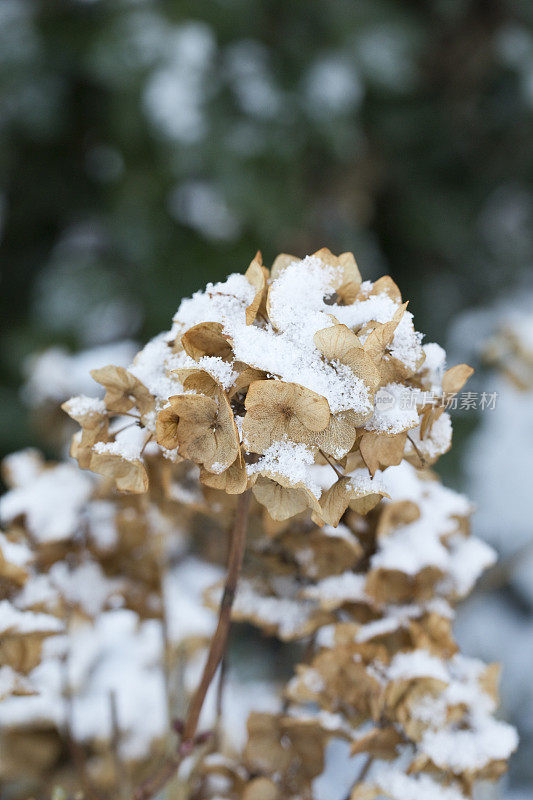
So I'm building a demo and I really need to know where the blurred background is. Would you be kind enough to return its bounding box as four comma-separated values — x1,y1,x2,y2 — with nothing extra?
0,0,532,796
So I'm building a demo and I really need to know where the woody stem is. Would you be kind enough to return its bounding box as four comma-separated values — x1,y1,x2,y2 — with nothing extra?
182,489,251,740
132,489,252,800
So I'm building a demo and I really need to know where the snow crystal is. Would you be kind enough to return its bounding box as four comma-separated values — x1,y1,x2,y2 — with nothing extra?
322,522,358,543
442,536,496,597
247,439,321,498
129,331,185,403
315,624,336,649
93,424,147,461
421,342,446,390
370,461,475,582
232,579,315,640
365,383,420,434
356,615,404,643
301,668,326,693
86,500,118,550
372,769,467,800
0,666,32,700
387,650,448,683
0,610,167,759
0,531,31,568
163,557,223,644
63,394,106,417
14,573,58,612
0,461,93,544
175,272,255,331
355,598,453,642
193,355,237,390
209,461,227,475
266,255,338,338
407,413,452,461
356,605,430,643
420,714,518,773
0,600,63,636
348,468,386,497
1,448,43,487
303,572,367,606
47,560,124,617
174,259,373,417
333,291,423,370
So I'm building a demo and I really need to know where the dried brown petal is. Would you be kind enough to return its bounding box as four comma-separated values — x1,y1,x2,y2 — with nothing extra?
90,365,153,416
376,500,420,538
156,404,180,450
181,321,233,361
175,368,219,397
350,726,403,759
359,432,407,477
366,566,443,605
0,635,47,674
169,390,239,472
0,546,28,588
419,363,473,439
369,275,402,303
312,248,362,304
200,455,248,494
363,304,407,365
90,451,148,494
62,398,110,469
311,413,358,457
244,713,326,791
242,777,279,800
253,476,320,521
314,477,387,527
228,364,268,399
243,380,330,453
314,324,380,393
442,363,474,395
245,252,268,325
281,526,362,580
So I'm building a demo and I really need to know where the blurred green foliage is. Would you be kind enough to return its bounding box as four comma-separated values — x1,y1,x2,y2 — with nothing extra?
1,0,533,458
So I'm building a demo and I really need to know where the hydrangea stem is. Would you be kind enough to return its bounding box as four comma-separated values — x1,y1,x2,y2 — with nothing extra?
132,488,252,800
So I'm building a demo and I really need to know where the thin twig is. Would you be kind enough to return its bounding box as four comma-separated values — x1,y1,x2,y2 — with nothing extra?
215,655,227,746
342,754,374,800
356,754,374,784
182,489,251,741
319,449,344,479
109,690,130,800
406,434,427,468
109,421,138,436
132,489,252,800
140,433,153,456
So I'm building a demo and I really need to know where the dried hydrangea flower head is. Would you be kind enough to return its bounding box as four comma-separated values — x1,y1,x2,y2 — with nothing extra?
0,249,516,800
187,460,516,800
0,446,219,791
66,249,472,525
484,310,533,391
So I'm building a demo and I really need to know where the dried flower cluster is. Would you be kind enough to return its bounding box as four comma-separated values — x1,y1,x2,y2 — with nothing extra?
64,250,472,516
0,250,517,799
484,311,533,392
